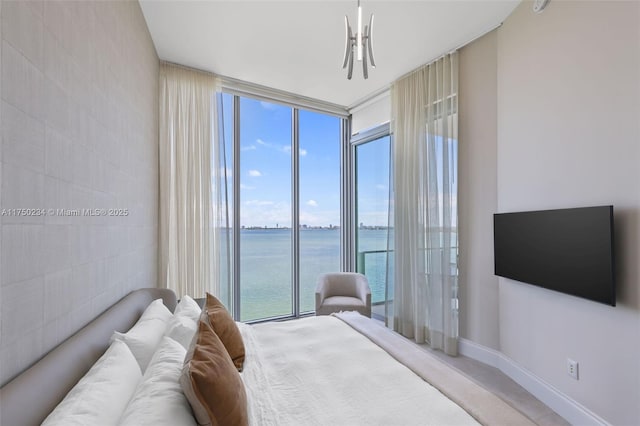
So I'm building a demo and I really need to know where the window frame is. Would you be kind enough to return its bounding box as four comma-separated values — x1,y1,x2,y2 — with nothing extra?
349,123,392,311
223,91,349,322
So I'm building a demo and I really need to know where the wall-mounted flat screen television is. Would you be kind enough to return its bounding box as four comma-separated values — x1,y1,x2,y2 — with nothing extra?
493,206,615,306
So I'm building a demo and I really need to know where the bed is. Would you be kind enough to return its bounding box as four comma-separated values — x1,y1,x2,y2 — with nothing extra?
0,289,177,426
0,288,535,425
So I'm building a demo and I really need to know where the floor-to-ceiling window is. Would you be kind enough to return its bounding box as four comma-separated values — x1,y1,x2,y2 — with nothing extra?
238,98,293,321
220,93,344,321
298,110,341,313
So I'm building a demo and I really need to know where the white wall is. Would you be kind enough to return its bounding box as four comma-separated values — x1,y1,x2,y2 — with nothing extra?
348,2,639,422
497,1,640,424
458,30,500,351
0,0,159,386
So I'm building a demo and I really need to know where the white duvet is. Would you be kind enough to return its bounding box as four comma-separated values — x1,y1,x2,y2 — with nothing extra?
238,316,479,426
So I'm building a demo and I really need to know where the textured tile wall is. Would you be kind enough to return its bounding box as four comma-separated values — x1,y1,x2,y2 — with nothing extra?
0,0,159,385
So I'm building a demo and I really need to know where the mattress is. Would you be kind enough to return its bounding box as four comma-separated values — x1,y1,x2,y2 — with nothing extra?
239,315,479,426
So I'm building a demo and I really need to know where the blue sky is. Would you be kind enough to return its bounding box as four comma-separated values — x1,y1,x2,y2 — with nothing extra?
221,94,391,228
355,136,391,227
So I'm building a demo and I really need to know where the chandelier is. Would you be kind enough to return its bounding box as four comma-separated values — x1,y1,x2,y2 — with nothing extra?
342,0,376,80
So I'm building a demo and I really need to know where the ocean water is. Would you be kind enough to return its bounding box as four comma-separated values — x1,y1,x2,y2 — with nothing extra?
235,228,391,321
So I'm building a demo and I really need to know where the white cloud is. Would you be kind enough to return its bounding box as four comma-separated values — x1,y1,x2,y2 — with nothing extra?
306,200,318,207
241,201,292,227
248,170,262,177
240,184,255,190
299,209,340,227
241,145,256,151
376,184,387,190
256,138,270,147
259,101,277,111
283,146,308,156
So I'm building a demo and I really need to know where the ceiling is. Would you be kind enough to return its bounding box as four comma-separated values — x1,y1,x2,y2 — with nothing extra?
140,1,520,108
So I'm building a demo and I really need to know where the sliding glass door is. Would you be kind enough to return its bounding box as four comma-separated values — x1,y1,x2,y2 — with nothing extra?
354,130,392,318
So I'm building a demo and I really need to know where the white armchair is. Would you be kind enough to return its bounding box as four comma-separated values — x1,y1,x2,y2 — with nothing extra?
315,272,372,318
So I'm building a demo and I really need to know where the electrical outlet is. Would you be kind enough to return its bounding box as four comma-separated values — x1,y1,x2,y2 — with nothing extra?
567,358,579,380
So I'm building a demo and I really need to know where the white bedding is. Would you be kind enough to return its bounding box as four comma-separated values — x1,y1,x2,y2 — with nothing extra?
238,316,480,426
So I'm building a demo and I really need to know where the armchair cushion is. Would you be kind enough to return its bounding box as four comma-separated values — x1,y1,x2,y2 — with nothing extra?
315,273,372,318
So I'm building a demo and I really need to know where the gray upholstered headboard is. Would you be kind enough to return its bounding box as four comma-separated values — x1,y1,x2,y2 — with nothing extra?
0,288,177,426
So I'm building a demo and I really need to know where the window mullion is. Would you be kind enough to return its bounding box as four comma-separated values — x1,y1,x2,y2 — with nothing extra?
292,109,301,317
232,95,242,320
342,118,355,272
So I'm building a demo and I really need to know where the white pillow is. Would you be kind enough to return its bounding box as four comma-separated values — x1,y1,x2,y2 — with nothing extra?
111,298,173,372
164,315,198,350
119,337,197,426
42,340,141,426
174,295,202,323
138,298,174,322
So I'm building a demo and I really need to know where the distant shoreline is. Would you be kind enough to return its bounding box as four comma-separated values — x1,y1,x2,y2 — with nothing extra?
233,226,392,231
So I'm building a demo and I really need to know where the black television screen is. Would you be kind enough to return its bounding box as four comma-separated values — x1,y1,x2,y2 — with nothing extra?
493,206,615,306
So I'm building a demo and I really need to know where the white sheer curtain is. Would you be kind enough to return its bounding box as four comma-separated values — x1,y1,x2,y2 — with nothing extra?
387,52,459,355
159,63,230,302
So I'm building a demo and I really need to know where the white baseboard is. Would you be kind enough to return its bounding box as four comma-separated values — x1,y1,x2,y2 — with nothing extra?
458,337,502,367
458,338,609,426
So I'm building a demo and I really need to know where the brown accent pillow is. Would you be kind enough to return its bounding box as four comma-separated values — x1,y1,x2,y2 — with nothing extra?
180,320,249,426
205,293,245,371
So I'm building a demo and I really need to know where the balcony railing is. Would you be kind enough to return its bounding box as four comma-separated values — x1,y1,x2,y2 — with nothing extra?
357,247,458,305
357,249,392,304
